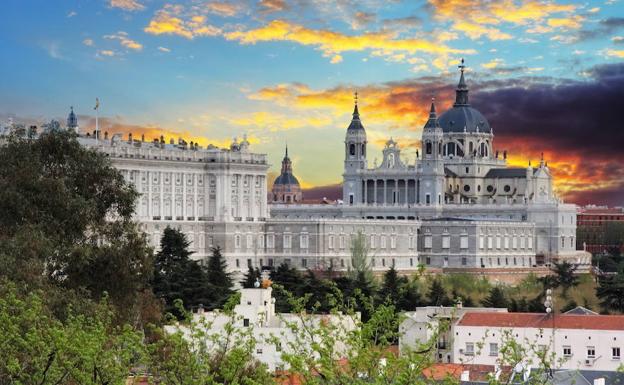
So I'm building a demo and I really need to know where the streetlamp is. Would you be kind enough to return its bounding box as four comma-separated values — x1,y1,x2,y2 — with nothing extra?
544,289,555,378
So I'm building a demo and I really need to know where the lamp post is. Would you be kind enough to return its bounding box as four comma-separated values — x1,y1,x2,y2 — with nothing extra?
544,289,555,378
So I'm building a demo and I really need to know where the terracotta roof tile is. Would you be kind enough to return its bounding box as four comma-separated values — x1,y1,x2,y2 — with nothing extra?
458,312,624,330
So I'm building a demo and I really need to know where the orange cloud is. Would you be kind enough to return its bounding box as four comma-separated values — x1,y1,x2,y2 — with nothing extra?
104,31,143,51
224,20,476,62
144,8,221,39
206,2,241,17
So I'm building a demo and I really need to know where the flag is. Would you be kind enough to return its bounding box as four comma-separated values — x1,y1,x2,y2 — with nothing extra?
94,97,99,111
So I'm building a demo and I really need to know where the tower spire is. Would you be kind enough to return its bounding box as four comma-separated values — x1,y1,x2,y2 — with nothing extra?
353,90,359,117
454,58,470,106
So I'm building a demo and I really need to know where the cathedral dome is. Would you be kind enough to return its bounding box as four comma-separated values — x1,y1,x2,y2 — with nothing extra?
438,59,491,134
271,145,303,203
438,105,490,133
274,172,300,186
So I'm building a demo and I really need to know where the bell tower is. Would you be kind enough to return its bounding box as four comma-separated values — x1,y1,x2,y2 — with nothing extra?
419,99,445,206
343,92,367,205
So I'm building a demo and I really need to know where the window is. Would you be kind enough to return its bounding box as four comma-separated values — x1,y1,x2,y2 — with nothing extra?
283,234,292,249
460,235,468,249
370,234,376,249
256,348,263,354
328,235,334,249
276,343,282,352
465,343,475,356
563,346,572,357
425,141,432,154
426,194,431,205
479,236,485,249
339,235,346,249
235,234,242,249
587,346,596,359
504,185,511,192
424,236,432,249
442,236,450,249
489,343,498,356
613,347,621,360
302,258,307,268
380,236,387,249
246,234,253,248
349,143,355,156
243,318,250,327
463,184,470,192
236,259,240,268
462,257,467,265
561,236,565,248
390,236,396,249
300,234,309,249
267,234,275,248
487,236,493,249
496,236,502,249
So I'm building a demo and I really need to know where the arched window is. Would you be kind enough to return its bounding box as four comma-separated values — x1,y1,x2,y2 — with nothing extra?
349,143,355,156
448,142,455,156
361,144,366,157
425,141,432,154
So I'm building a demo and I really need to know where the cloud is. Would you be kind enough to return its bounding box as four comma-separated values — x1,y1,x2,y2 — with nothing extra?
157,46,171,52
612,36,624,43
229,111,334,131
575,17,624,41
259,0,288,13
351,11,376,30
104,31,143,51
144,6,221,39
482,58,505,69
97,50,116,57
604,49,624,58
40,41,64,60
83,38,94,47
224,20,475,63
428,0,581,40
109,0,145,11
67,11,77,18
206,2,241,17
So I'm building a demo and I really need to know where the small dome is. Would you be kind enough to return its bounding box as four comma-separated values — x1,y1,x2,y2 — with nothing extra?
273,173,300,186
438,105,491,134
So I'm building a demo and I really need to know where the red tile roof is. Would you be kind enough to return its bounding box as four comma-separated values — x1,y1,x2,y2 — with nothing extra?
458,312,624,330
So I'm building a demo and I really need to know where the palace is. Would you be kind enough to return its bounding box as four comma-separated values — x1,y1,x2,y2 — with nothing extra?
2,62,589,276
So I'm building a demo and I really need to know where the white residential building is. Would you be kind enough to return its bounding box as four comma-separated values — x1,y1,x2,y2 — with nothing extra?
165,286,358,372
452,311,624,372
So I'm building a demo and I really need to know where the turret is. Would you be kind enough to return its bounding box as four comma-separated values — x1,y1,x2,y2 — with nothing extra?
419,98,445,206
343,92,367,205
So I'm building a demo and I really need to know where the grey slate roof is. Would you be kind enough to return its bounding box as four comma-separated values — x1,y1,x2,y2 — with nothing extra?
438,105,491,134
484,168,529,178
563,306,599,315
273,172,300,186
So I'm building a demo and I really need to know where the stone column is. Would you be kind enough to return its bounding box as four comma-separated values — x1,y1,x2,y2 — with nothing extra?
374,179,377,205
193,173,198,219
405,179,408,205
383,179,387,205
363,179,368,204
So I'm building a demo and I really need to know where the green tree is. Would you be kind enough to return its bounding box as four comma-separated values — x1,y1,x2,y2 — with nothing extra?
397,276,422,311
270,262,303,312
348,230,373,282
153,227,210,316
597,274,624,313
378,265,403,305
0,131,153,323
241,266,261,288
205,246,234,309
550,261,580,297
428,277,451,306
0,281,144,385
482,286,509,309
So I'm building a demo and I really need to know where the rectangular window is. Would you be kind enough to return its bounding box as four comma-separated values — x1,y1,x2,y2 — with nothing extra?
528,237,533,250
563,346,572,357
442,236,450,249
243,318,250,327
370,234,376,249
339,235,346,249
302,258,307,268
246,234,253,249
408,236,414,249
424,236,432,249
465,343,475,356
489,343,498,356
300,234,309,249
613,347,621,360
283,234,292,249
587,346,596,359
328,235,334,249
236,259,240,268
267,234,275,248
496,236,502,249
462,257,467,265
426,194,431,205
256,348,263,354
235,234,241,249
247,258,252,268
390,236,397,249
487,236,493,249
460,235,468,249
504,236,509,249
479,236,485,249
520,236,525,249
380,236,387,249
512,236,518,249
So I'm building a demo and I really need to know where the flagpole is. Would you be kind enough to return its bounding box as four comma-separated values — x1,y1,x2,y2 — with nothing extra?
94,97,100,143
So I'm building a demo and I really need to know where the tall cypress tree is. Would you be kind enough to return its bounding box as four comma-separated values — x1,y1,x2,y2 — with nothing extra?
482,286,509,309
241,266,261,288
428,277,451,306
205,246,234,309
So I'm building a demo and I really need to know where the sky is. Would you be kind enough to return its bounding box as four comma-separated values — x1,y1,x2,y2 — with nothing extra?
1,0,623,206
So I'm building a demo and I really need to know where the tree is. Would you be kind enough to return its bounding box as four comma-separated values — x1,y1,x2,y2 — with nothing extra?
241,266,261,288
482,286,509,309
0,281,144,385
270,263,304,312
205,246,234,309
349,230,373,282
153,227,210,316
397,276,422,311
0,131,153,323
597,274,624,313
428,277,451,306
378,265,405,306
550,261,580,297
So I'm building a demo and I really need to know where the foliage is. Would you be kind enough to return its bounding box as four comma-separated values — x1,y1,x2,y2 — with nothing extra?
0,130,154,324
549,261,580,298
153,227,212,317
428,277,452,306
482,286,509,309
0,280,144,385
348,230,373,283
241,266,262,288
205,246,234,309
597,273,624,313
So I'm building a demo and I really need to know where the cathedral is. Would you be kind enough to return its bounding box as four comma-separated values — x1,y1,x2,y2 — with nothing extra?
2,61,589,277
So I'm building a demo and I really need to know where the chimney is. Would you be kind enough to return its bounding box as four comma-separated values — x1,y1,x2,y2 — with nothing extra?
460,370,470,381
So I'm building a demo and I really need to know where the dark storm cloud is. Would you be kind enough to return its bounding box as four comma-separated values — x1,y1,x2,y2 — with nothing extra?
576,17,624,41
471,62,624,158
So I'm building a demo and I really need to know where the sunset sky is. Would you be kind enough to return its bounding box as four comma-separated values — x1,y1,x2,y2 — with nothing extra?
1,0,623,206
